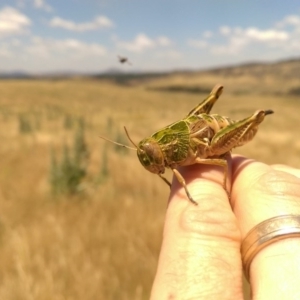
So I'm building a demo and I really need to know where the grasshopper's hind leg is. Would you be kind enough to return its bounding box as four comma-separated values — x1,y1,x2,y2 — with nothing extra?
209,110,274,156
187,85,224,116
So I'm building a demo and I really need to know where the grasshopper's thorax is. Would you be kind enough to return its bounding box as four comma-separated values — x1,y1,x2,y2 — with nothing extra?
137,137,165,174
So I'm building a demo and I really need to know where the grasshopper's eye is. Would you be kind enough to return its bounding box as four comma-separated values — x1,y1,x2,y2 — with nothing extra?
137,139,165,174
142,157,149,164
143,143,153,155
137,148,151,167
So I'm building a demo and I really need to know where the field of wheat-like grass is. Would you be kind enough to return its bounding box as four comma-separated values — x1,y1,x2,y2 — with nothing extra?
0,77,299,299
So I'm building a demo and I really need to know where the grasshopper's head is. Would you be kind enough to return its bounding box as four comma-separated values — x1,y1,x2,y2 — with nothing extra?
137,138,165,174
99,127,165,174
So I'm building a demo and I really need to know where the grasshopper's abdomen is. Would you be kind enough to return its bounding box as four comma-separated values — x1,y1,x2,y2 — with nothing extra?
188,113,234,141
186,113,235,160
205,114,235,132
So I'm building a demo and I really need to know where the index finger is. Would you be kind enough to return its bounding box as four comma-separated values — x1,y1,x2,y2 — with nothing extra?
151,160,244,300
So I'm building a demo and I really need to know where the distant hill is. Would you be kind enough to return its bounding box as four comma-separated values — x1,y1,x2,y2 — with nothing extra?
0,71,32,79
1,57,300,95
144,57,300,96
207,58,300,79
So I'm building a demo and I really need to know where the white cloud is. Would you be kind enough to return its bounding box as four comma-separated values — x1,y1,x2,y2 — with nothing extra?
49,16,114,32
0,42,11,57
117,33,154,52
116,33,173,53
189,20,292,55
0,6,31,36
218,27,289,54
0,48,10,57
0,38,24,58
203,30,213,38
0,35,111,72
244,27,289,41
26,37,106,57
187,39,208,49
155,49,181,59
219,26,231,36
276,15,300,27
16,0,26,8
34,0,52,12
156,36,172,46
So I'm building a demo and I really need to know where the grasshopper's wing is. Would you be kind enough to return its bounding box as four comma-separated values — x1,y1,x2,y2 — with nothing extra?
152,120,190,163
187,84,223,116
152,120,190,149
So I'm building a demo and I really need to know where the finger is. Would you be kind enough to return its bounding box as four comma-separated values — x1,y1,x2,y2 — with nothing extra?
232,156,300,300
151,159,244,300
272,164,300,179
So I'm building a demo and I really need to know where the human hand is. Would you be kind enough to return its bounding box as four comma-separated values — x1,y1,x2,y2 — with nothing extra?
150,155,300,300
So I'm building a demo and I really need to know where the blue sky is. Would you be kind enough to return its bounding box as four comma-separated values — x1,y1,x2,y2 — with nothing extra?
1,0,300,73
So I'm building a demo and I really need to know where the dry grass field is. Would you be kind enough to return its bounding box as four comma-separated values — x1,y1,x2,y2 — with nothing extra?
0,65,299,299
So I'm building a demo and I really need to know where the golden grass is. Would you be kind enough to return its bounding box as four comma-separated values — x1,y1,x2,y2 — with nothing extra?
0,76,299,299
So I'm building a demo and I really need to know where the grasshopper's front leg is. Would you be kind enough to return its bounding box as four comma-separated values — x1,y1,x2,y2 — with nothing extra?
159,174,172,188
172,169,198,205
159,168,199,205
171,156,230,205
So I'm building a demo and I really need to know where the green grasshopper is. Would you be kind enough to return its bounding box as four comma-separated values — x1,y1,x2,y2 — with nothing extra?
101,85,273,205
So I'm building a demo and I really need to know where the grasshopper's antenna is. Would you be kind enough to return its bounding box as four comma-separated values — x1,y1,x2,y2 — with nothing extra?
124,126,139,149
99,135,136,150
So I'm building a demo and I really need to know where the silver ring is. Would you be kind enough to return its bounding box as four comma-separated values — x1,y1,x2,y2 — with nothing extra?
241,215,300,281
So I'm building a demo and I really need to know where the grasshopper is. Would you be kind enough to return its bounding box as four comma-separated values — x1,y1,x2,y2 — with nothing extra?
101,85,273,205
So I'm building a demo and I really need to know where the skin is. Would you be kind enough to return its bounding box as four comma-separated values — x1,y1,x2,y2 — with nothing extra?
150,155,300,300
